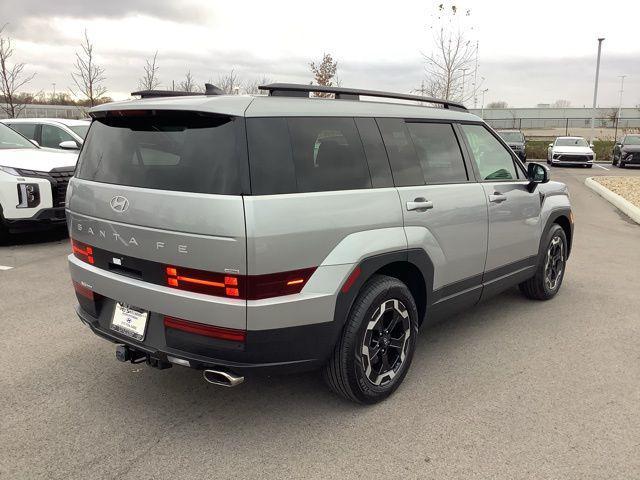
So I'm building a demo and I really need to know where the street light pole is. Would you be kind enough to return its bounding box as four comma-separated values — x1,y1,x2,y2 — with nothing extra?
461,68,468,103
614,75,626,140
590,37,605,142
481,88,488,118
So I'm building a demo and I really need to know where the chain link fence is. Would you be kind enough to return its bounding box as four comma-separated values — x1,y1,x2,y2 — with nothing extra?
481,117,640,141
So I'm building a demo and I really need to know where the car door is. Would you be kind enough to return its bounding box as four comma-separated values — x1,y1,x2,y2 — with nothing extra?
377,118,488,319
459,123,541,295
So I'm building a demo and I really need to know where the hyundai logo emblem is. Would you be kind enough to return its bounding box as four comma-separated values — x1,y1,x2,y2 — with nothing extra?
110,196,129,213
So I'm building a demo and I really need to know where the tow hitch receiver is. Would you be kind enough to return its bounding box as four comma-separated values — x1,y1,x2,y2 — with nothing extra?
115,344,171,369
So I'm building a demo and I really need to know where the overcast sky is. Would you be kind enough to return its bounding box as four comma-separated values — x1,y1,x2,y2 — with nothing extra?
2,0,639,108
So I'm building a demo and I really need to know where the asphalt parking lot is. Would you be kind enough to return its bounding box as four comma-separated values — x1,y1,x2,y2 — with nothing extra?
1,165,639,480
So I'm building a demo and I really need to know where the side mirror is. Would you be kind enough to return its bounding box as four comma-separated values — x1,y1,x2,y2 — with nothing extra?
589,143,594,149
527,162,549,191
548,143,553,148
59,140,79,150
30,139,40,147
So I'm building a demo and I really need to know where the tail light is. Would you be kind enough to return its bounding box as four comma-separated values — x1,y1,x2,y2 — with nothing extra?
71,239,94,265
164,316,246,342
164,265,316,300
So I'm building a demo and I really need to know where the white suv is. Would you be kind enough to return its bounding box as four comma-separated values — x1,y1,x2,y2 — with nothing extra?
1,118,90,151
0,122,77,238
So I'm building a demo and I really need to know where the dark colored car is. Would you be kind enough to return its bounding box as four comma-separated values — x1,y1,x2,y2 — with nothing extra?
497,130,526,162
613,134,640,168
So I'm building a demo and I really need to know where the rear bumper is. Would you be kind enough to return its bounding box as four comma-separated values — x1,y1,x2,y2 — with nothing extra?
69,254,346,375
75,301,340,376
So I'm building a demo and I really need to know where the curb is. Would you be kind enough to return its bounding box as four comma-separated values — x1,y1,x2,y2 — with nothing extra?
585,177,640,224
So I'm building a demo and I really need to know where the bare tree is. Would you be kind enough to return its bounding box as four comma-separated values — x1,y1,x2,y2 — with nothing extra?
216,69,241,94
0,25,36,118
138,51,160,91
416,28,475,102
178,71,198,92
310,53,337,97
552,99,571,108
415,3,477,104
71,30,107,107
487,101,508,109
243,75,273,95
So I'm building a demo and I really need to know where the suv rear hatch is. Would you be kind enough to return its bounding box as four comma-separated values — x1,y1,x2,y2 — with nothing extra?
68,109,250,332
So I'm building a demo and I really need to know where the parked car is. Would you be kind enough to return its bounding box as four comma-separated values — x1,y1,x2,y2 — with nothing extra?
67,83,573,404
497,129,526,161
1,118,90,151
547,136,595,167
612,134,640,168
0,122,77,239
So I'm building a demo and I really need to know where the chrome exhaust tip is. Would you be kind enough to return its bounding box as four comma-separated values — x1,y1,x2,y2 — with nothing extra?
203,369,244,387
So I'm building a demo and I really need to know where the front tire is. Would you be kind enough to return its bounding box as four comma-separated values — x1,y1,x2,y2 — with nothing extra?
519,224,567,300
323,274,418,404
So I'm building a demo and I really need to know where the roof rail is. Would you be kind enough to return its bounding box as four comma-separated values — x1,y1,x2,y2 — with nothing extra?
131,83,224,99
258,83,467,111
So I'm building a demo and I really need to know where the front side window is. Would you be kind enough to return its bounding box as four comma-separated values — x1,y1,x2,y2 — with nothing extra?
41,124,76,149
0,123,36,150
76,111,247,195
406,122,468,183
461,124,518,181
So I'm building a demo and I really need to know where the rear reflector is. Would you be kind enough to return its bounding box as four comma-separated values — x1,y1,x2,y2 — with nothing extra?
341,266,362,293
164,316,246,342
72,280,100,300
164,265,316,300
71,239,95,265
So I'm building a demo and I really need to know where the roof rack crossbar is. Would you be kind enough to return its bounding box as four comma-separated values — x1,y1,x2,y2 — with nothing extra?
258,83,467,111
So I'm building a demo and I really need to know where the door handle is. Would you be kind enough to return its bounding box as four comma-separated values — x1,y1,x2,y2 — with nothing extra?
488,193,507,203
406,198,434,211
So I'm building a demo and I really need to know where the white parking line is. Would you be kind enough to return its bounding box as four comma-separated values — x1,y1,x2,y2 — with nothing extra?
594,164,609,171
0,265,14,271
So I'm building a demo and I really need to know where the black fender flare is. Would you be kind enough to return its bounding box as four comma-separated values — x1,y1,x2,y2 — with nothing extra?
539,207,573,260
331,248,434,333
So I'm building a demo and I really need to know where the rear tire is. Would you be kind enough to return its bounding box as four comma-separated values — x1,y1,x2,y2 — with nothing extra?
323,274,418,404
519,224,567,300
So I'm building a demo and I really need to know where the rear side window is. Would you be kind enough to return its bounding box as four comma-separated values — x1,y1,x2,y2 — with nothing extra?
406,122,468,183
460,124,519,181
376,118,424,187
8,123,37,140
247,117,372,194
76,111,248,195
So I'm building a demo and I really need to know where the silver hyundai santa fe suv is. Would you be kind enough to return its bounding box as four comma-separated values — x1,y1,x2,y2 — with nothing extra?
67,83,573,403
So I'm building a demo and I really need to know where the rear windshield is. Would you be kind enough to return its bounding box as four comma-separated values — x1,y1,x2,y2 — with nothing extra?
76,111,247,195
497,131,524,143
